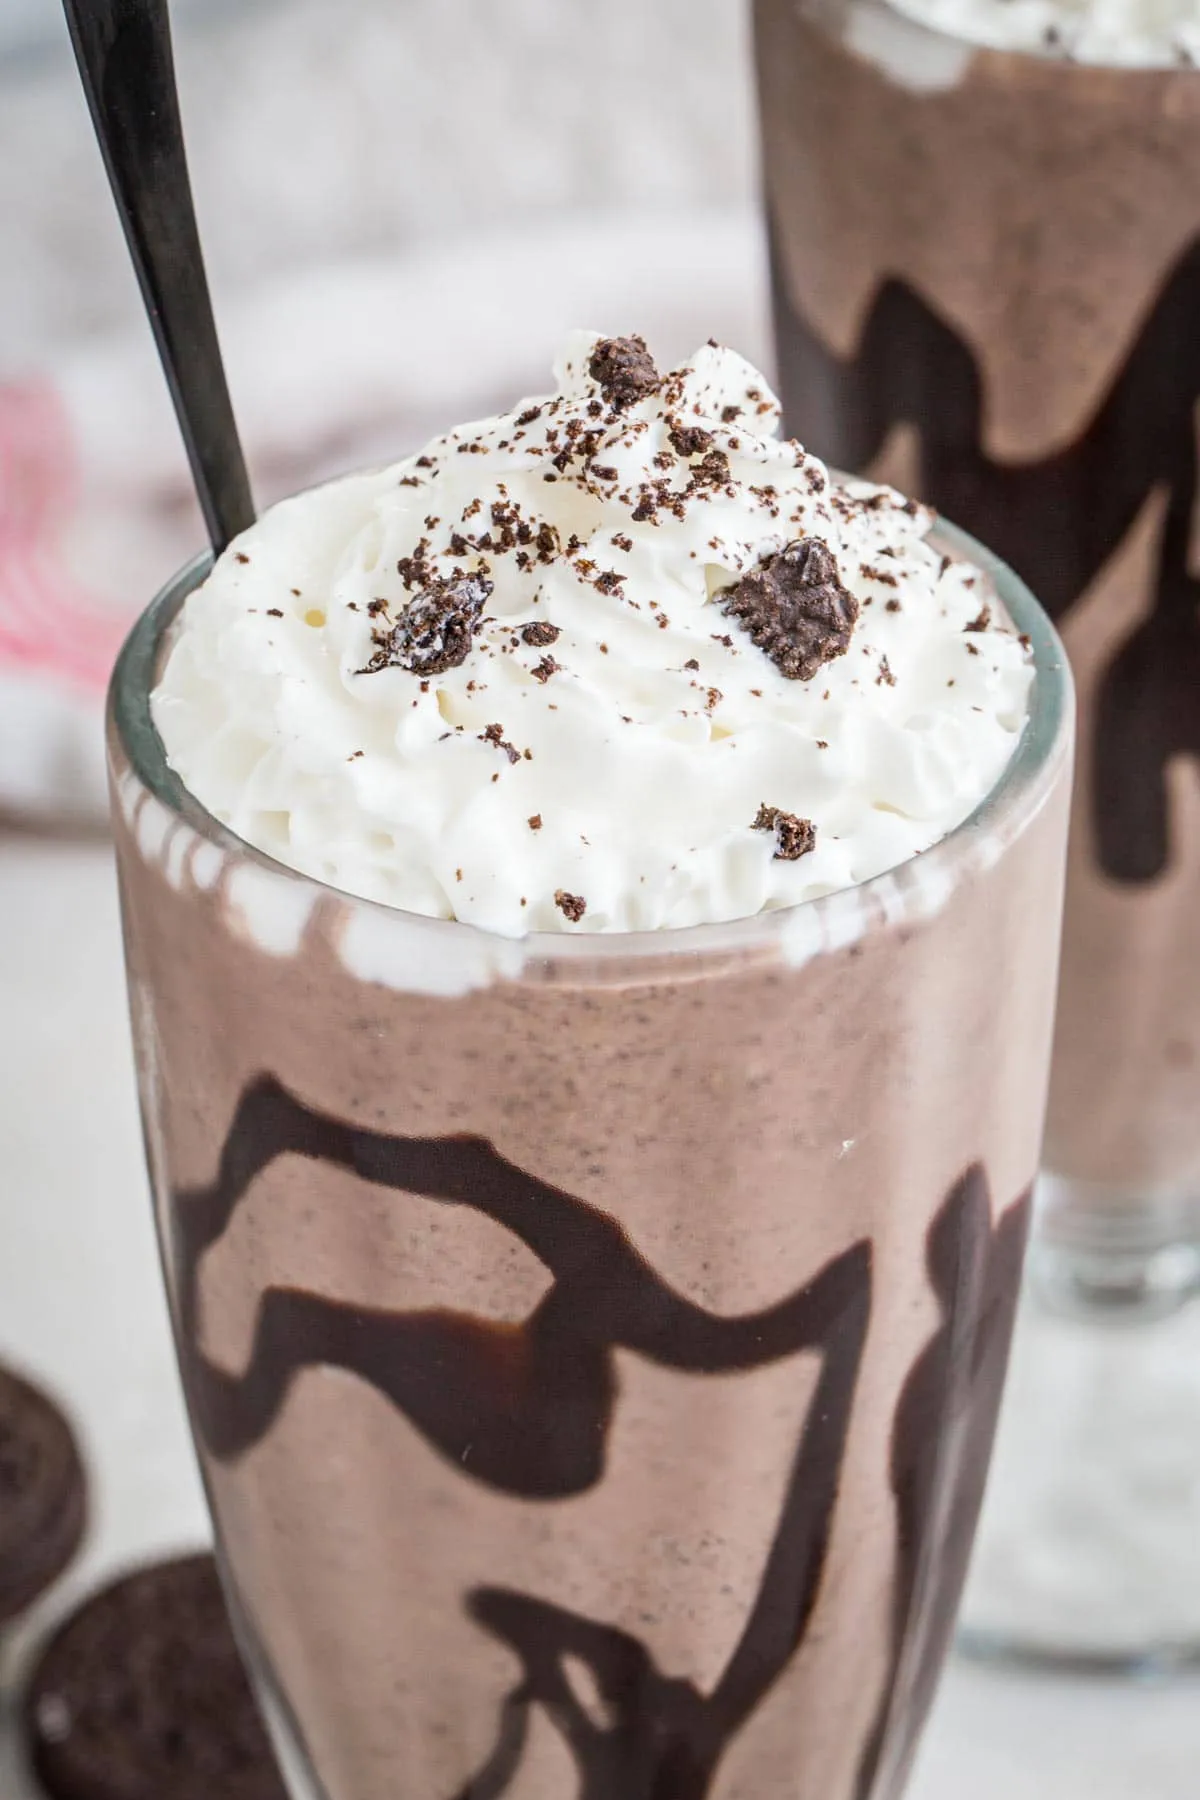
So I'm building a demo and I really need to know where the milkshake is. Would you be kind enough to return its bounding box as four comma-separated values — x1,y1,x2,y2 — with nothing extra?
755,0,1200,1658
107,336,1070,1798
756,0,1200,1222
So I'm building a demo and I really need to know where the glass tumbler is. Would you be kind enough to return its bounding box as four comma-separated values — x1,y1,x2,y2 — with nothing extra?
755,0,1200,1665
107,531,1070,1798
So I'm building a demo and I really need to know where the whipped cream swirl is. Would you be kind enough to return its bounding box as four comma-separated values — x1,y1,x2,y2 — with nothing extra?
152,332,1033,935
887,0,1200,66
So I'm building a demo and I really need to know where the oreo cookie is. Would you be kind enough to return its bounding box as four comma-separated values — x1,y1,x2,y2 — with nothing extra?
25,1553,287,1800
0,1363,87,1624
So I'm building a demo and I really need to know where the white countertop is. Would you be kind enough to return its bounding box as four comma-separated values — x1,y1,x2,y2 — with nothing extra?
1,826,1197,1798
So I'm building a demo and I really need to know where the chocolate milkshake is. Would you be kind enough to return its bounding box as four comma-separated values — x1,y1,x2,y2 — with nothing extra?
755,0,1200,1659
107,336,1071,1798
756,0,1200,1223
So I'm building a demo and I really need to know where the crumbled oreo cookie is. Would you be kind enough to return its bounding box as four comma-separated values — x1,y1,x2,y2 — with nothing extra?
361,572,492,677
520,621,561,647
554,890,587,923
588,336,660,410
481,724,521,764
25,1554,287,1800
0,1364,87,1624
718,538,859,681
753,804,817,861
668,421,714,458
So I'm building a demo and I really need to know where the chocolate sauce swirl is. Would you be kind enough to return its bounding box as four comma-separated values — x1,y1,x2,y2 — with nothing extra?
768,223,1200,883
170,1076,1025,1799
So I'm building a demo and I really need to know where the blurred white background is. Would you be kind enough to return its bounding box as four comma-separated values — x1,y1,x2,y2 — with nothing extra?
1,0,755,358
0,0,765,819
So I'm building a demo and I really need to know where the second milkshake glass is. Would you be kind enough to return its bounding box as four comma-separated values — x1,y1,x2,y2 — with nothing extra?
755,0,1200,1664
107,532,1069,1800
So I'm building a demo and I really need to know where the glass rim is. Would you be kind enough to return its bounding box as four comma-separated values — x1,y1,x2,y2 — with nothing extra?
108,508,1072,966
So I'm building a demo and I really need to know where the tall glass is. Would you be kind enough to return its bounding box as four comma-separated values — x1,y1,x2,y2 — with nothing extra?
754,0,1200,1664
107,535,1069,1800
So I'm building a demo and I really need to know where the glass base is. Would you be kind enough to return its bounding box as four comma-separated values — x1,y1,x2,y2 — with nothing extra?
959,1180,1200,1671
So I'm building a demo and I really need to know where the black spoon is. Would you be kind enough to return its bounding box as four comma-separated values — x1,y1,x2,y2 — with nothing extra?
62,0,255,555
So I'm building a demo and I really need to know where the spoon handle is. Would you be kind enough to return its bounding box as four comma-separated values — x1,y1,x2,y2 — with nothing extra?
63,0,255,554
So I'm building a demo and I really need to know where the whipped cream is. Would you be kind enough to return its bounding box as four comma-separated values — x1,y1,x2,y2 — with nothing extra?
152,333,1033,936
886,0,1200,66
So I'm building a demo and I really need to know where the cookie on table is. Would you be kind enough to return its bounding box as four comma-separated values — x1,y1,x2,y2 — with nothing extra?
24,1553,288,1800
0,1363,87,1625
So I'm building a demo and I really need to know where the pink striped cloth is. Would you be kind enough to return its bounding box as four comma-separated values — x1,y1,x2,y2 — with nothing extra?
0,216,763,822
0,381,128,695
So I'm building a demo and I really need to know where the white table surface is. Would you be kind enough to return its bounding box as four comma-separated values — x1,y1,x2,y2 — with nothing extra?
1,826,1198,1798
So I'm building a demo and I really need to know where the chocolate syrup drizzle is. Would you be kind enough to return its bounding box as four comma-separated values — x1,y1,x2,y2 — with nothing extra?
769,224,1200,883
172,1078,1023,1799
855,1173,1030,1800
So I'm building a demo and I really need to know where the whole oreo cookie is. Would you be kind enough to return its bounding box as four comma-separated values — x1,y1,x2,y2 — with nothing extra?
25,1554,287,1800
0,1363,87,1624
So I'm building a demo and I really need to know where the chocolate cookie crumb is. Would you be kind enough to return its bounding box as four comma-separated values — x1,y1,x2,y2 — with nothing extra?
521,621,561,647
361,572,491,677
554,889,587,922
529,814,543,831
481,723,521,764
668,421,714,458
588,336,660,410
753,804,817,861
683,658,700,672
718,538,859,680
531,656,560,683
964,603,992,633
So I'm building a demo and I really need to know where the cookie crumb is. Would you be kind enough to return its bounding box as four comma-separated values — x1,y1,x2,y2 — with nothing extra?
361,572,491,677
718,538,858,680
588,336,660,410
521,621,561,647
753,804,817,861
